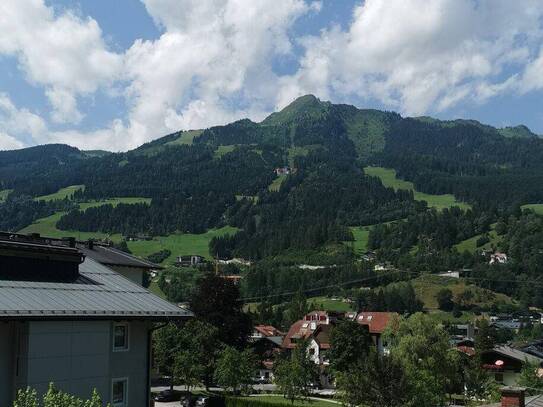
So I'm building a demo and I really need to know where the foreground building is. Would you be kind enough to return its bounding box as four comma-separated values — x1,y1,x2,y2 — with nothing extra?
0,234,191,407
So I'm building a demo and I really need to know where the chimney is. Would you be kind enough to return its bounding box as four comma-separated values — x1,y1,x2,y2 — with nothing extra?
501,387,525,407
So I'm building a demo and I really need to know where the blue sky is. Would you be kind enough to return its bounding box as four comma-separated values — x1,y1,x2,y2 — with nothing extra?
0,0,542,151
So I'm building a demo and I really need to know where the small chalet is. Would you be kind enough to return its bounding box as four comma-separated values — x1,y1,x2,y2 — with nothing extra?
490,251,508,265
175,254,205,267
249,325,285,382
274,167,291,176
481,345,543,386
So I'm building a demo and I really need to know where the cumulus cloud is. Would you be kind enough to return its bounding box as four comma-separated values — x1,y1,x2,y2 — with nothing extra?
1,0,543,151
121,0,315,147
0,0,122,124
279,0,543,115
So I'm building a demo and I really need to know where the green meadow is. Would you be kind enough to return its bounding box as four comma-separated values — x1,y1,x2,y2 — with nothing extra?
522,203,543,215
364,166,470,210
19,197,150,241
35,185,85,201
127,226,239,264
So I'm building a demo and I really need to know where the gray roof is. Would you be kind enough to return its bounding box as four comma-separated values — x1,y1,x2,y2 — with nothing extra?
79,245,162,269
0,257,191,320
491,345,543,365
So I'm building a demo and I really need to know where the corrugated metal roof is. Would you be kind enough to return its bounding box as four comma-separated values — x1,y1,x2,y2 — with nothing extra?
492,345,543,365
79,245,161,269
0,258,191,320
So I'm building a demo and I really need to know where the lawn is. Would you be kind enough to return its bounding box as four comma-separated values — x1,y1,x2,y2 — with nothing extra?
215,145,237,157
411,274,513,311
35,185,85,201
309,296,353,312
0,189,12,202
127,226,239,265
346,226,370,254
268,174,287,192
240,396,338,407
522,203,543,215
19,197,150,241
364,166,470,210
454,223,501,253
165,129,203,146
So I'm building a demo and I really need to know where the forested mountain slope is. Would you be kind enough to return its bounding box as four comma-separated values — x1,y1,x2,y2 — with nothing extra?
1,95,543,261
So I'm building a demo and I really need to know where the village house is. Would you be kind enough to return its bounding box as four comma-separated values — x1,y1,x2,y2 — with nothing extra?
490,251,508,265
481,387,543,407
249,325,285,382
0,234,191,407
175,254,205,267
274,167,291,176
481,345,543,386
283,310,396,387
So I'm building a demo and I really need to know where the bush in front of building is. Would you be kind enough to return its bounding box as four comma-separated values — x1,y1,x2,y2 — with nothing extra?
13,383,110,407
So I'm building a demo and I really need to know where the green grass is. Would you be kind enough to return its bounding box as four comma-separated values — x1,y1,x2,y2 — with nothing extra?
35,185,85,201
454,223,501,253
364,166,470,210
240,396,338,407
19,197,150,240
309,296,353,312
127,226,239,265
346,226,370,254
522,203,543,215
268,174,287,192
215,145,237,157
0,189,12,202
412,274,513,311
165,129,203,146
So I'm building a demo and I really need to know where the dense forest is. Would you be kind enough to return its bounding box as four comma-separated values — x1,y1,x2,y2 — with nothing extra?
2,95,543,306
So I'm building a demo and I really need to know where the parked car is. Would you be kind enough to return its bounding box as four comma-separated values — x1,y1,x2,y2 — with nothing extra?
153,389,182,402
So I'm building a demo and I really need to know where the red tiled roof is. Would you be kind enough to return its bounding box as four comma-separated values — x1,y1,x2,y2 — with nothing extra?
457,346,476,356
254,324,284,337
355,312,395,334
282,320,310,349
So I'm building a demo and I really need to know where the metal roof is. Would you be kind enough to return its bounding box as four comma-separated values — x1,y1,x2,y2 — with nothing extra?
79,245,162,269
0,257,191,320
489,345,543,365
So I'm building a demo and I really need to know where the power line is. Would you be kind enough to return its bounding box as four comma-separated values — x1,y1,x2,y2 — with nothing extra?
240,268,543,303
239,270,409,302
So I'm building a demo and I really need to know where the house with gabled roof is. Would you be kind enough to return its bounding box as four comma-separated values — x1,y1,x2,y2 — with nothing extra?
0,234,191,407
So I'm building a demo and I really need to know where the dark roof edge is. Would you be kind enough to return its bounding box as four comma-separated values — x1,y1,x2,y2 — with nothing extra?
0,314,191,322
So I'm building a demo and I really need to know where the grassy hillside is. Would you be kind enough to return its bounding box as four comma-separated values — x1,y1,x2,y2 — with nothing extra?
268,174,287,192
35,185,85,201
165,129,203,146
454,223,502,253
522,203,543,215
364,166,470,210
412,274,513,310
347,226,371,254
0,189,12,203
19,197,150,240
127,226,238,264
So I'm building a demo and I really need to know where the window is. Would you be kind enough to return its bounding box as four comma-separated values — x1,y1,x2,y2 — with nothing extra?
113,323,129,351
111,378,128,406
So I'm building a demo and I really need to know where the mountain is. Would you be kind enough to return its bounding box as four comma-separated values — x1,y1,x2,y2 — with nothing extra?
2,95,543,259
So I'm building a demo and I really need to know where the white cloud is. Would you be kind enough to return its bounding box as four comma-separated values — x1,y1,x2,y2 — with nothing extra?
0,93,48,149
0,132,24,150
279,0,543,115
0,0,122,124
120,0,316,147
